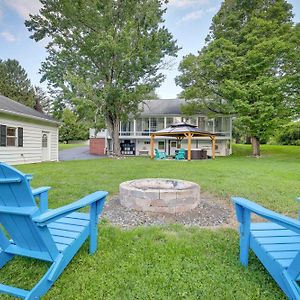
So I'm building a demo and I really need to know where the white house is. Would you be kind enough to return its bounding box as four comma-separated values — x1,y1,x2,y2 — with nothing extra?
0,95,59,165
90,99,232,157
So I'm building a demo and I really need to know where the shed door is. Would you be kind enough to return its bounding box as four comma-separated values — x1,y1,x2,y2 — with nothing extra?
42,132,50,161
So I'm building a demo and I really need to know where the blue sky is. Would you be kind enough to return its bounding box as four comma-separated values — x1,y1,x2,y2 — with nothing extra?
0,0,299,99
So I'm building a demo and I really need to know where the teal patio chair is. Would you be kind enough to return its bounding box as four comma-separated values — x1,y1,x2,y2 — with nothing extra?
0,162,108,299
232,196,300,300
175,148,186,160
155,148,166,159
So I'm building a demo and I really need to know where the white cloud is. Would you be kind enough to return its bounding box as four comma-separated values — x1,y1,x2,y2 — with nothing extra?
168,0,209,8
179,10,204,23
3,0,41,19
0,31,17,42
206,6,218,13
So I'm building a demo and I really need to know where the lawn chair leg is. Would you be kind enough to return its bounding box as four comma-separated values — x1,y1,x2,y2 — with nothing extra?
234,204,251,267
0,250,14,268
239,209,251,267
25,261,59,300
89,202,98,254
281,270,300,300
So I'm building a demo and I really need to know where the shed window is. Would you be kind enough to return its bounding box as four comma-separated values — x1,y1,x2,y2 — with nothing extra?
0,125,23,147
6,127,17,147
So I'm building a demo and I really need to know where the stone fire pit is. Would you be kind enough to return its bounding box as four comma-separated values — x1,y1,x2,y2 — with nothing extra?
119,178,200,214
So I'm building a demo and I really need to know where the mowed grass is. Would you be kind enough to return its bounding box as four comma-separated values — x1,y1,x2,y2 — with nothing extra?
21,144,300,215
1,144,299,299
1,226,284,300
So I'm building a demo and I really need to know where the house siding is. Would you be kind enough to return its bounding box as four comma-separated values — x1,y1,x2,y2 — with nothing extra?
0,114,59,165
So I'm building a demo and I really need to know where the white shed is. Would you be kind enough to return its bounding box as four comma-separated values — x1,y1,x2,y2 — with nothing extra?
0,95,59,165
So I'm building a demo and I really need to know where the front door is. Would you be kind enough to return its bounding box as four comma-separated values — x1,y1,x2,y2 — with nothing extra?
42,132,50,161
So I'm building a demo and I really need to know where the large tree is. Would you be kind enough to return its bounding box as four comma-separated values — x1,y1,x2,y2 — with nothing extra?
176,0,300,156
0,59,36,108
26,0,179,155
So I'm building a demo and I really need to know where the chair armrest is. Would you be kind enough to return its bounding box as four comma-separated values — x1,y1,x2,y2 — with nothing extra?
232,197,300,235
32,187,51,213
25,174,33,181
32,186,51,197
33,191,108,226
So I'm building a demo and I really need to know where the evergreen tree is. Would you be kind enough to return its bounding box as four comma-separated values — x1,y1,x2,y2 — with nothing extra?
0,59,36,108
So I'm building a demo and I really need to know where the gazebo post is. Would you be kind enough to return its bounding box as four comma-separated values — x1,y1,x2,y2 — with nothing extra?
150,134,155,159
211,136,216,159
187,132,192,161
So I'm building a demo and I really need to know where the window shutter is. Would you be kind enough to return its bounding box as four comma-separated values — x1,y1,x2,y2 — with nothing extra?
18,127,23,147
0,125,6,147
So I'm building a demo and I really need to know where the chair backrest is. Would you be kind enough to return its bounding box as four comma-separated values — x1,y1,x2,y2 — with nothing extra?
0,163,57,261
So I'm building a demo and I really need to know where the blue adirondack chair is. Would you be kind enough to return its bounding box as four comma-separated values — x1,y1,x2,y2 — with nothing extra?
0,163,108,299
175,148,186,160
155,148,166,159
232,197,300,300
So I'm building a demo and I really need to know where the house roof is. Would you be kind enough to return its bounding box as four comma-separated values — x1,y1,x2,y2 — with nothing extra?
140,99,185,116
0,94,59,125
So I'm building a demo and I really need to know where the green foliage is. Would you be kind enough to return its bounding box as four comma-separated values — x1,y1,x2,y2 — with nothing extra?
177,0,300,154
0,59,35,108
26,0,179,154
276,122,300,145
59,109,89,142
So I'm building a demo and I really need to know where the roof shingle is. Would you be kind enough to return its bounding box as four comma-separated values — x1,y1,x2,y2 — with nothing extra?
0,94,58,124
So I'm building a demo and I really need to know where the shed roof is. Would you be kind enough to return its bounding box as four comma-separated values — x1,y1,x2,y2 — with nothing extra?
0,94,59,125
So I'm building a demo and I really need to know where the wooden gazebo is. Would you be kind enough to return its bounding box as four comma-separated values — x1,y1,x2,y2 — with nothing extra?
150,122,217,161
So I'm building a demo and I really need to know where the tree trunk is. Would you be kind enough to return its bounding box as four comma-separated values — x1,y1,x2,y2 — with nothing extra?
251,136,260,157
106,116,121,156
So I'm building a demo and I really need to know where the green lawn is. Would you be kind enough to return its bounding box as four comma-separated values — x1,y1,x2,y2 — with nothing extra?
22,144,300,215
1,144,299,299
59,143,87,151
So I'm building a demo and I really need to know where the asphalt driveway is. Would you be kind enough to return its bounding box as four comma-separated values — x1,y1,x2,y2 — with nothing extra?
59,146,105,161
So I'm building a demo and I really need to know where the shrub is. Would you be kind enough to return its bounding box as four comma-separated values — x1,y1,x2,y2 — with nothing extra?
276,122,300,145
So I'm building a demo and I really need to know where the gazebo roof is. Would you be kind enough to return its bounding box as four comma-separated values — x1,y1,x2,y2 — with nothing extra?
153,122,217,138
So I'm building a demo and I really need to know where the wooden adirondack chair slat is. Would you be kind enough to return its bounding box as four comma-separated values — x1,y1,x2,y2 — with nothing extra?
49,228,80,239
233,197,300,300
0,162,108,300
47,222,85,233
261,242,300,252
252,229,299,237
